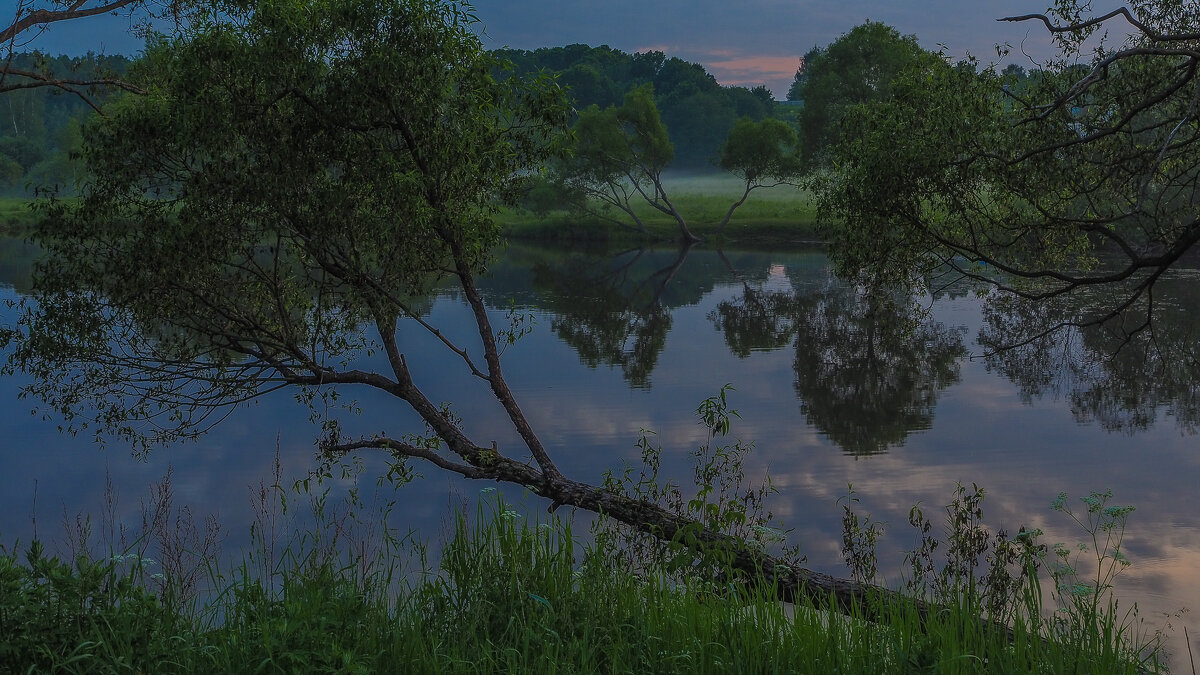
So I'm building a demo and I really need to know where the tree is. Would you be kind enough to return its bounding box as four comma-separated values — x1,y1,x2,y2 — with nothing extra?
498,44,776,170
555,84,702,242
785,47,819,102
815,1,1200,347
0,53,132,196
555,90,800,242
2,0,937,626
0,0,193,107
788,22,931,170
715,117,802,232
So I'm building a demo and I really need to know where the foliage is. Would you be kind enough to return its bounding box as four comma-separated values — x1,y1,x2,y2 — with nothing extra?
788,21,933,170
552,92,801,241
2,0,569,451
0,479,1166,674
500,44,778,168
553,84,701,241
4,2,870,632
0,53,134,197
596,385,802,587
838,484,882,583
0,542,180,672
839,484,1163,672
718,117,801,185
714,117,803,232
899,484,1045,624
815,2,1200,343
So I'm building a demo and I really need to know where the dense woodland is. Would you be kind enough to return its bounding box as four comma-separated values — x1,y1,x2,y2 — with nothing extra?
0,53,133,197
499,45,779,168
1,41,1055,197
0,45,776,197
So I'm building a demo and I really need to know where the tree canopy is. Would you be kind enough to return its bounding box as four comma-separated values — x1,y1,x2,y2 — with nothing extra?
5,0,570,451
551,92,800,241
0,53,134,197
787,21,932,170
499,44,777,168
716,117,803,231
552,84,700,241
815,2,1200,344
0,0,197,104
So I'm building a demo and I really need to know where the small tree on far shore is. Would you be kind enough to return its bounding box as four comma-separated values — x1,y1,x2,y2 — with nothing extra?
553,86,800,242
716,117,802,233
554,84,701,243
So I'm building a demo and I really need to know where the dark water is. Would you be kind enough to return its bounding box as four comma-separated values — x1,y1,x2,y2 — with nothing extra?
2,239,1198,655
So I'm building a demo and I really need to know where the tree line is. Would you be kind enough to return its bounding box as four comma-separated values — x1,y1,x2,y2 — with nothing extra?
499,44,778,169
0,53,133,197
0,42,779,198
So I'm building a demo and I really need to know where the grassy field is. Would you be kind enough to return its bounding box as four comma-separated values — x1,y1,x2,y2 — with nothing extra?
3,177,821,246
498,173,824,246
0,197,38,233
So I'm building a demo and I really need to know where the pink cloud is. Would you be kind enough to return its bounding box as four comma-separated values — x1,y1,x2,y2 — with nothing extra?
702,55,803,87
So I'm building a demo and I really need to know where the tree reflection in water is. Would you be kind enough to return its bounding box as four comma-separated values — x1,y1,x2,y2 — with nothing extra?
528,244,699,387
792,287,964,455
710,260,966,456
518,242,1196,452
979,269,1200,433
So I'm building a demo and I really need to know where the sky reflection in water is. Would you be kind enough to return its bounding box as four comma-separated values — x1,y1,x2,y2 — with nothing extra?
1,240,1197,656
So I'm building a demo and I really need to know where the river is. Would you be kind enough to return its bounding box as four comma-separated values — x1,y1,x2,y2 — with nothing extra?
2,238,1197,660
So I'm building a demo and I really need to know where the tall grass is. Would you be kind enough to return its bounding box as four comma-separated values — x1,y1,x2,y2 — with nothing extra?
0,471,1172,673
0,394,1180,672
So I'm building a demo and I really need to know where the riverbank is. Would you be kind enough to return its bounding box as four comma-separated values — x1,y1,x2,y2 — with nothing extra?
0,494,1166,674
498,174,824,247
2,180,825,247
0,197,38,233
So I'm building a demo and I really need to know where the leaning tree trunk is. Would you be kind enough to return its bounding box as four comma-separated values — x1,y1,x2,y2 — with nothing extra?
321,236,1049,646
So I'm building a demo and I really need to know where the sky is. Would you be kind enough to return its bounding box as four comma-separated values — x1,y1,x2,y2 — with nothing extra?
18,1,1083,98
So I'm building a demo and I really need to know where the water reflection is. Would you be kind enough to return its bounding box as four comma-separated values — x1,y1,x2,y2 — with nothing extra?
790,287,966,456
979,271,1200,433
0,237,36,294
710,274,966,456
528,243,969,455
523,245,699,387
2,238,1199,665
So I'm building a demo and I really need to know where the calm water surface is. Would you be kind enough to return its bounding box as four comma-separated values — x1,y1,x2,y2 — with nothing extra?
1,239,1197,655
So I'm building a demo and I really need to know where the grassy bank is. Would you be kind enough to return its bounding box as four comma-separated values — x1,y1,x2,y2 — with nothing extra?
498,174,823,246
0,491,1166,674
0,197,39,233
2,179,821,246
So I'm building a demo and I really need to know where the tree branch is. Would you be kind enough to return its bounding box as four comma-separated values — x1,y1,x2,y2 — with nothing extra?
1000,8,1200,43
0,0,145,46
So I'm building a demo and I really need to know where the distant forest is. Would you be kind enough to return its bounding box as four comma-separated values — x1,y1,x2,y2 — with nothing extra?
0,53,133,197
499,45,780,168
0,45,779,197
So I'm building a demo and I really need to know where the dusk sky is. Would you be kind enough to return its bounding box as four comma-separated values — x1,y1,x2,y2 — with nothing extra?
24,1,1086,98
